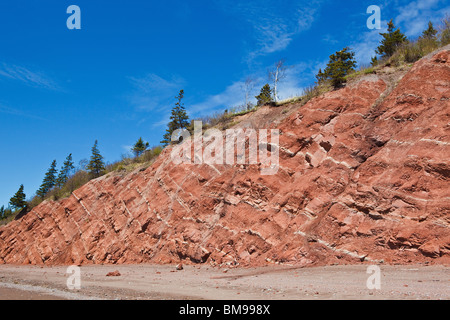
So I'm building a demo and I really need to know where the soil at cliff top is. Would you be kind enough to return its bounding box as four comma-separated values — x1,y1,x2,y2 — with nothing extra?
0,264,448,300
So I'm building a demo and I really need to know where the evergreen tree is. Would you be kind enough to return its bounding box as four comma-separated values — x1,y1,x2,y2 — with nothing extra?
36,160,58,198
376,19,407,58
371,56,378,67
56,154,75,188
4,207,12,218
421,21,438,40
315,68,327,83
87,140,105,178
132,137,150,157
255,84,273,106
318,47,356,88
0,206,12,219
9,185,27,210
161,90,190,147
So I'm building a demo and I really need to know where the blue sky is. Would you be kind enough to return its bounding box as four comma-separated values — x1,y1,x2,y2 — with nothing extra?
0,0,449,207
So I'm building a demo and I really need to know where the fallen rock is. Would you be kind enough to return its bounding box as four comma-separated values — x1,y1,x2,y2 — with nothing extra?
106,271,121,277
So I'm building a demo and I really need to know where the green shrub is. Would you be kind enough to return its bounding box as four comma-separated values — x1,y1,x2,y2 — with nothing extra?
439,15,450,46
0,207,17,225
27,196,43,210
389,37,440,66
139,146,163,163
255,84,273,106
364,67,376,75
317,47,357,88
196,111,230,128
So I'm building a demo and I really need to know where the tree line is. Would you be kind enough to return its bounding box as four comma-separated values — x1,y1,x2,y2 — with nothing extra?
159,17,449,150
2,16,449,221
1,137,156,220
257,18,449,103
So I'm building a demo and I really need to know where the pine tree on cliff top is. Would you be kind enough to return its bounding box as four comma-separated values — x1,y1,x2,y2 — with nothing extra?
376,19,407,58
36,160,58,198
421,21,438,40
87,140,105,178
132,137,150,157
9,184,27,210
161,90,190,147
56,153,75,188
255,84,273,106
317,47,356,88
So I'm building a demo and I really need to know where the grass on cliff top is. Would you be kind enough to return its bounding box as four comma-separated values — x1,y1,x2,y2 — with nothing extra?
192,105,259,131
105,145,163,174
274,82,333,109
23,146,163,212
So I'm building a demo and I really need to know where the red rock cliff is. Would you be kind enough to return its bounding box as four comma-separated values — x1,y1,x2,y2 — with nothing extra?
0,48,449,266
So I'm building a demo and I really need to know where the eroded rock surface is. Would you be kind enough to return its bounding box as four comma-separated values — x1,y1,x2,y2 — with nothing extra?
0,48,449,267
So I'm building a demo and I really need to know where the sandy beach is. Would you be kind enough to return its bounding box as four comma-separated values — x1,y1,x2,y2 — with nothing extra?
0,264,448,300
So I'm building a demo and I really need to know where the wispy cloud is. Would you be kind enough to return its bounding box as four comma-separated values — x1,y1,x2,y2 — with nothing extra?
127,73,185,112
190,62,311,116
128,73,184,96
350,0,449,65
0,103,47,121
190,81,245,116
121,145,133,154
125,73,186,127
0,63,60,90
395,0,449,37
322,34,339,45
351,24,387,66
216,0,325,61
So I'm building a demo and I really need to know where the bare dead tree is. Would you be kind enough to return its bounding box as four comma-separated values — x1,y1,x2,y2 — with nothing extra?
241,77,256,110
268,59,287,103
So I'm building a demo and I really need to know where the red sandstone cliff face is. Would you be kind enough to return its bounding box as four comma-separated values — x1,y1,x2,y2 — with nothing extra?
0,48,449,267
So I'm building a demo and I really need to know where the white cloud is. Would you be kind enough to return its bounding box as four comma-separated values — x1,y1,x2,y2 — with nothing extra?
351,25,387,66
121,145,133,154
189,62,312,116
190,81,245,116
322,34,339,45
125,73,187,130
126,73,185,112
350,0,449,66
128,73,183,94
0,103,47,121
0,63,60,90
395,0,450,37
215,0,324,61
274,63,310,100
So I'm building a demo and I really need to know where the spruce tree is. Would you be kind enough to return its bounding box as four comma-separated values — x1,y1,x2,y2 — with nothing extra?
315,69,327,83
161,90,190,147
318,47,356,88
0,205,5,219
132,137,150,157
9,185,27,210
36,160,58,198
87,140,105,178
376,19,407,58
56,154,75,188
371,56,378,67
421,21,438,40
255,84,273,106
